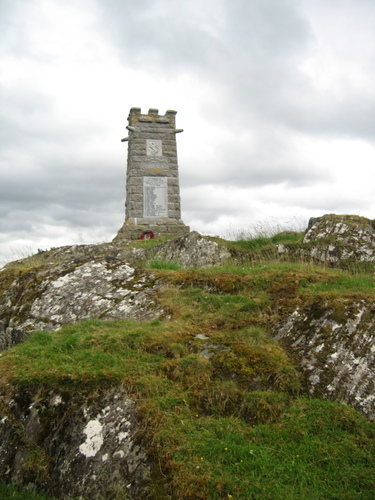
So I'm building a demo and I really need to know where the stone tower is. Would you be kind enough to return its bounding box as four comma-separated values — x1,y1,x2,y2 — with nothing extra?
114,107,190,240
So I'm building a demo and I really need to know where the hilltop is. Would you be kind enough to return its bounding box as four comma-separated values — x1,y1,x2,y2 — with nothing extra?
0,214,374,499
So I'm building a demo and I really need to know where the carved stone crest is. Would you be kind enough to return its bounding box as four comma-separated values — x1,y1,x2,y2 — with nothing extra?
146,139,162,156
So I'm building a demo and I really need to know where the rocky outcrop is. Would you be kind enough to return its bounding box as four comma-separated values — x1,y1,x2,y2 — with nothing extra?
278,214,375,265
275,298,375,420
0,387,152,499
0,232,241,352
149,231,232,268
303,214,375,263
0,219,375,497
0,252,164,351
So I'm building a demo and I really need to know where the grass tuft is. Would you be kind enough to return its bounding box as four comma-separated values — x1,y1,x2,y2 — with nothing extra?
146,258,182,270
0,482,57,499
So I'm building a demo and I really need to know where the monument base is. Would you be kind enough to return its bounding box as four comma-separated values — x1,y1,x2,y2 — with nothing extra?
113,218,190,241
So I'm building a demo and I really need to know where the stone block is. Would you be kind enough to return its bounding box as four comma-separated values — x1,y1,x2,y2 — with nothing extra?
169,194,181,203
167,211,180,219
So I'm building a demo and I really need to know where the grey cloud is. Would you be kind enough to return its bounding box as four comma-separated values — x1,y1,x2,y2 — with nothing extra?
286,95,375,139
0,85,105,152
96,0,375,140
95,0,224,69
180,155,325,189
0,199,123,253
0,1,41,60
222,2,375,138
0,163,124,208
0,0,374,264
97,0,309,69
95,0,312,121
0,152,125,237
0,70,125,231
180,127,331,189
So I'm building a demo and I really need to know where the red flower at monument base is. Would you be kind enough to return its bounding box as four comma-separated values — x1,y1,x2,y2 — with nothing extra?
140,230,154,240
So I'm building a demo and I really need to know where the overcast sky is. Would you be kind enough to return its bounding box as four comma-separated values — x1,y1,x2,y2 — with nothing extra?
1,0,375,266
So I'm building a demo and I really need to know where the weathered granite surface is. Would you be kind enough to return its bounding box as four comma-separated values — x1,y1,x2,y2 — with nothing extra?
0,218,375,497
149,231,233,268
0,250,164,351
0,233,242,351
303,214,375,262
278,214,375,264
275,298,375,420
0,388,152,499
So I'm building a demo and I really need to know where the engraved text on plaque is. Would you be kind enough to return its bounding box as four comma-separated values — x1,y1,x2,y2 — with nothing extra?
143,177,168,217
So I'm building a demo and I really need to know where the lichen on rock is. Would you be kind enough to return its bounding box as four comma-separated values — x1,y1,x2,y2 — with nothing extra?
0,388,152,499
0,220,375,497
274,297,375,420
0,252,164,351
0,232,242,352
278,214,375,265
148,231,233,268
303,214,375,263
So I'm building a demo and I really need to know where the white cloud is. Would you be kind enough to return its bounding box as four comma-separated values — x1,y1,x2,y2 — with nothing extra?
0,0,374,266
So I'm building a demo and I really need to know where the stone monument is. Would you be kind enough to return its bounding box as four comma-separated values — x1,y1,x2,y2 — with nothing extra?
114,107,190,240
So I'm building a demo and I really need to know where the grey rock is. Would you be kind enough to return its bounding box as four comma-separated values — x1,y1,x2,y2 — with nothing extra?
0,388,152,499
278,214,375,264
275,298,375,420
150,231,232,268
199,343,229,360
0,232,235,351
303,214,375,263
0,252,163,351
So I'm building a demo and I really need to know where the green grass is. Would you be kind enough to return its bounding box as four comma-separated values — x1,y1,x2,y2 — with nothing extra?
160,286,270,330
146,258,182,270
129,235,176,249
1,235,174,272
3,250,65,272
1,231,375,499
166,399,375,499
1,316,374,499
231,231,304,253
0,319,298,393
0,482,56,499
0,320,166,388
156,263,375,304
299,272,375,295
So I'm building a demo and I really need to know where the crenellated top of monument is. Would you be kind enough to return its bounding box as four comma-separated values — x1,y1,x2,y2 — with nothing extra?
128,108,177,126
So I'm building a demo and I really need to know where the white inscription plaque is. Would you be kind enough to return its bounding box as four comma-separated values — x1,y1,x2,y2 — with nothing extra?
146,139,162,157
143,177,168,217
